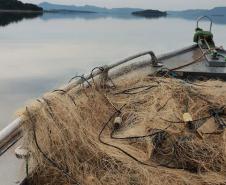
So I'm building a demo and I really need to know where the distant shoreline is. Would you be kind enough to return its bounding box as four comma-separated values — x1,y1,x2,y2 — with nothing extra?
0,9,97,14
132,10,167,18
0,10,43,13
45,9,96,14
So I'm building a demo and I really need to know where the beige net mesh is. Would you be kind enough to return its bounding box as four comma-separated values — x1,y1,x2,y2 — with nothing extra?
18,75,226,185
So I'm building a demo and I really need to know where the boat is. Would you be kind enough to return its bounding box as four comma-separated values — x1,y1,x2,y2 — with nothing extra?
0,16,226,185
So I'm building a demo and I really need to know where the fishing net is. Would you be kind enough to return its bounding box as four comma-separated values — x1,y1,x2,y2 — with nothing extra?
18,73,226,185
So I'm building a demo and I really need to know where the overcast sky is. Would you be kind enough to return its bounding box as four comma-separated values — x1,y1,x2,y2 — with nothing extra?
23,0,226,10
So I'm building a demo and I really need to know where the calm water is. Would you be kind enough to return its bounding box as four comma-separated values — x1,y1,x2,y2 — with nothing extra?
0,13,226,129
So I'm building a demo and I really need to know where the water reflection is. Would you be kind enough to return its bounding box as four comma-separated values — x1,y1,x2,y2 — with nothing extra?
41,12,140,20
0,12,226,28
41,12,226,24
0,12,42,27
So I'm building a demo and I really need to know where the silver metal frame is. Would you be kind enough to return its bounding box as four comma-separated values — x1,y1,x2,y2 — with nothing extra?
196,16,213,32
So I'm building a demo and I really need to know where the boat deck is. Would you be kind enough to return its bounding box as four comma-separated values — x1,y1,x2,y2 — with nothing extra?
159,45,226,78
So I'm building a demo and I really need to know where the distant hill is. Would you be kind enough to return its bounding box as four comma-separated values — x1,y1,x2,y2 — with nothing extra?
168,7,226,17
167,7,226,24
0,0,43,11
132,10,167,18
39,2,143,14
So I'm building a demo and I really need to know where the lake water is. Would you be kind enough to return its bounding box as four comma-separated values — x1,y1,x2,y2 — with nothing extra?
0,13,226,129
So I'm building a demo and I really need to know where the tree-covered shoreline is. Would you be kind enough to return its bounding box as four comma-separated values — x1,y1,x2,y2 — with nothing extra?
0,0,43,11
132,10,167,18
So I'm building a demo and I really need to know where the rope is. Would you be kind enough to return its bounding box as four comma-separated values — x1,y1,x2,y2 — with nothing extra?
110,129,165,140
26,107,79,185
90,66,104,86
68,75,91,87
169,51,208,71
113,84,158,95
98,104,158,168
154,48,215,75
52,89,77,106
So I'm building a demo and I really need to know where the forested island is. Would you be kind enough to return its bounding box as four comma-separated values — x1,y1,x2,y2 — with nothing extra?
0,0,43,27
132,10,167,18
0,0,43,11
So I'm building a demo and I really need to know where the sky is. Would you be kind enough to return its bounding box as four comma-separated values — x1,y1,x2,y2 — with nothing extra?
23,0,226,10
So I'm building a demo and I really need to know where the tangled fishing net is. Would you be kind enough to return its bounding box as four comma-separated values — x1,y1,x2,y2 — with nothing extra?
18,73,226,185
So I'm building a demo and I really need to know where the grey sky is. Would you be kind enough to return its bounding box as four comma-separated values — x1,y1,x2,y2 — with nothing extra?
23,0,226,10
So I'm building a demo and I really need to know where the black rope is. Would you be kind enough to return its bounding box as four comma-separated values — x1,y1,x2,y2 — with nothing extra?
36,99,42,103
110,129,165,141
160,115,212,124
90,66,104,86
192,115,212,122
68,75,91,87
42,97,55,120
42,97,72,138
153,67,175,78
108,119,178,169
37,98,70,167
113,85,158,95
108,77,117,89
90,66,116,89
185,80,216,87
98,104,158,168
26,107,79,185
112,129,177,168
52,89,77,106
160,118,184,124
210,107,226,129
35,99,54,148
157,97,172,112
52,89,67,93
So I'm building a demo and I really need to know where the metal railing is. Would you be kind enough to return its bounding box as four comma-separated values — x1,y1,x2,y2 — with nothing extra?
196,16,213,32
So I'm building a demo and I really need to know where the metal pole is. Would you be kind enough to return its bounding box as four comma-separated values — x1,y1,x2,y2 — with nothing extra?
0,118,21,143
